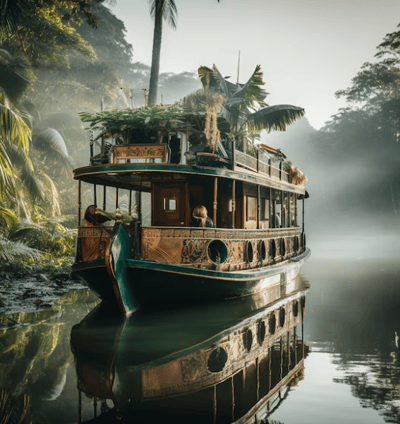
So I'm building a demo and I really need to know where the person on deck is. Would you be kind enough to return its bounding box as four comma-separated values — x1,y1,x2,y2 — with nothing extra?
274,212,281,228
191,205,215,228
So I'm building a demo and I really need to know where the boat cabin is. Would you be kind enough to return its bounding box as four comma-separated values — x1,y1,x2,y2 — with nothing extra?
74,119,308,272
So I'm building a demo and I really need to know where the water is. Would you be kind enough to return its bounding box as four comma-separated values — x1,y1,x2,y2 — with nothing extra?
269,258,400,424
1,257,400,423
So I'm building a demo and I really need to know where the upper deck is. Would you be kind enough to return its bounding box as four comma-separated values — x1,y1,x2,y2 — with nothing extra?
73,142,306,195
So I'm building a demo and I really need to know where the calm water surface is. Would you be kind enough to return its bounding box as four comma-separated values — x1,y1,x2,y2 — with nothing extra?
1,256,399,423
270,257,400,424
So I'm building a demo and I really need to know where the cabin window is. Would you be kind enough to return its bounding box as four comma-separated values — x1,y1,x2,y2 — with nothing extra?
246,196,257,221
163,196,177,211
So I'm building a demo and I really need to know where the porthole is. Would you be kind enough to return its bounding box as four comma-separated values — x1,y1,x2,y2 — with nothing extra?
293,300,299,317
279,308,286,327
208,347,228,373
257,320,266,345
259,240,266,261
269,239,276,260
245,241,253,263
243,329,253,352
281,238,286,257
208,240,228,264
268,314,276,335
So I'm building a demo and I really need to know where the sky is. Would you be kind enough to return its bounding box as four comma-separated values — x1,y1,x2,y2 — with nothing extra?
110,0,400,130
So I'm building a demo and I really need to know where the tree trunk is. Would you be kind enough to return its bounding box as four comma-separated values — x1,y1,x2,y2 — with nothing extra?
148,4,163,107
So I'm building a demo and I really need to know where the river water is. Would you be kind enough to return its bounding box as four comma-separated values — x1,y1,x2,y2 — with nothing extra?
1,255,399,423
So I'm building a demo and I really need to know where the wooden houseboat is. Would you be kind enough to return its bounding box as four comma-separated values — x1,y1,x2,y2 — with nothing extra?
72,100,310,314
71,280,308,423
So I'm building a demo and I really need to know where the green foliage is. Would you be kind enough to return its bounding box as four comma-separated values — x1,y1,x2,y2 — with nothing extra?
8,218,76,257
79,105,187,138
0,234,42,266
1,1,96,68
198,64,304,144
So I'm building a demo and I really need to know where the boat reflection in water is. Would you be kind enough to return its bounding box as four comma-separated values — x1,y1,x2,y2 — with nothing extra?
71,276,309,423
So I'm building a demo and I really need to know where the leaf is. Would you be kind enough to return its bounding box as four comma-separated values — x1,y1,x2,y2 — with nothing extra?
35,128,68,156
247,105,305,132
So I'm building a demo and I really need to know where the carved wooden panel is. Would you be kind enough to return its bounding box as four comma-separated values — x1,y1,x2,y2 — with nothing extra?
112,144,167,164
77,226,112,262
141,227,302,270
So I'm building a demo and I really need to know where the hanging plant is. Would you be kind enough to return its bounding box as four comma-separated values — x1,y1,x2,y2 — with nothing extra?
204,94,224,152
290,167,308,185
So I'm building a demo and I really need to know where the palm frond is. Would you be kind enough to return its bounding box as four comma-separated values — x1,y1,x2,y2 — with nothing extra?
246,104,305,132
0,206,20,228
20,167,45,200
8,219,49,243
34,128,68,156
0,89,32,151
40,112,83,132
231,65,269,109
0,234,42,264
149,0,178,29
198,65,233,99
38,170,61,216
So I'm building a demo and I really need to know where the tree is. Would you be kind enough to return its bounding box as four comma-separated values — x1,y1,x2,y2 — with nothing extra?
198,64,305,150
148,0,221,107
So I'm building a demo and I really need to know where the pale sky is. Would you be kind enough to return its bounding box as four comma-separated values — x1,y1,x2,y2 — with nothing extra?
110,0,400,129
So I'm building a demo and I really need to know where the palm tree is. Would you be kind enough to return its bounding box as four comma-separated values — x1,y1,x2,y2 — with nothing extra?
148,0,221,107
198,64,305,151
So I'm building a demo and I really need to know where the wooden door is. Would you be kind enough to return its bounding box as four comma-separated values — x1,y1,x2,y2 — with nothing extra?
153,183,188,226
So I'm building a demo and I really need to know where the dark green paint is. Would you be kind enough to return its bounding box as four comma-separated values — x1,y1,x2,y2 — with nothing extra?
126,248,311,282
112,224,139,313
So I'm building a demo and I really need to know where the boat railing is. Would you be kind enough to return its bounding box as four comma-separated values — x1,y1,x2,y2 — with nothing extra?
141,226,304,270
112,144,168,164
235,150,291,183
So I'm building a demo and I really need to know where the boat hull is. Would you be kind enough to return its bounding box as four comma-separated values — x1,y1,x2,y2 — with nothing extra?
72,248,310,312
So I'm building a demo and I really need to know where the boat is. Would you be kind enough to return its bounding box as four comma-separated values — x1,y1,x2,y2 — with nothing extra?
71,68,310,315
70,279,308,422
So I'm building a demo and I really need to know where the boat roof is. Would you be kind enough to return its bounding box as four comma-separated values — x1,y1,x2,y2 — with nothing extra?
73,163,306,195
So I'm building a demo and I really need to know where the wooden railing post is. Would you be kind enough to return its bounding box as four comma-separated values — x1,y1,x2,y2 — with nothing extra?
213,177,218,225
279,161,282,180
256,150,259,173
94,184,97,206
78,178,82,226
232,180,236,229
257,185,260,229
103,185,106,210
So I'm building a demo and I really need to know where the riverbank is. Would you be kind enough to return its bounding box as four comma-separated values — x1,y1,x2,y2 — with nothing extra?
0,258,84,315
